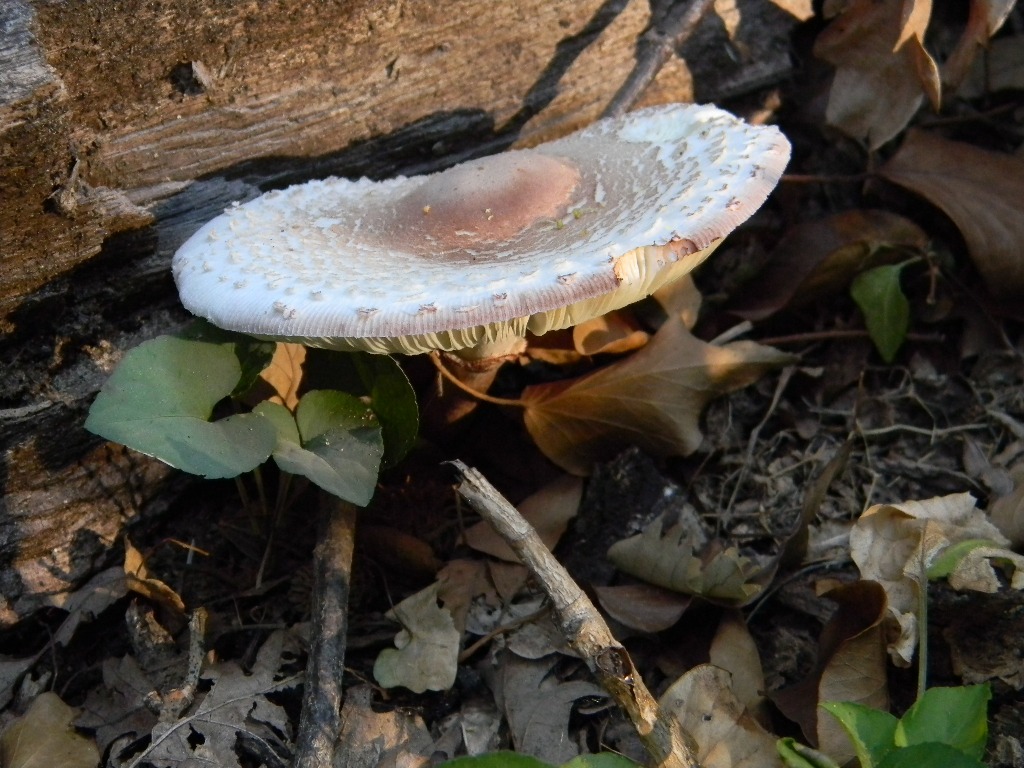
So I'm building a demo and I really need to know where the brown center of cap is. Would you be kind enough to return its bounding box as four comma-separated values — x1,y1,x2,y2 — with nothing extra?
395,152,581,249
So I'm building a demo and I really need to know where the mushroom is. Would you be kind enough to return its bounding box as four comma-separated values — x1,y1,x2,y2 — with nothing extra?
172,103,790,405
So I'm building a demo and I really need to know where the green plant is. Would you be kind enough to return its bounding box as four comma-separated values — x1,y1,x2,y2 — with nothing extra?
778,684,991,768
85,321,418,508
849,261,914,363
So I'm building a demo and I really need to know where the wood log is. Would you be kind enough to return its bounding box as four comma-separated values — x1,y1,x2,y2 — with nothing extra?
0,0,682,626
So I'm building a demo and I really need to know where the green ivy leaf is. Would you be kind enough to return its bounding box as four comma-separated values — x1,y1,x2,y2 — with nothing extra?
850,264,909,363
352,354,418,466
776,738,842,768
876,742,986,768
255,391,383,506
303,349,418,466
177,319,276,396
85,335,277,478
895,685,990,759
820,701,898,768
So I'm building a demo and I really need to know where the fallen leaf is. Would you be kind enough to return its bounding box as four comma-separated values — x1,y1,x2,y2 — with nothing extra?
959,34,1024,97
652,273,702,329
258,342,306,410
708,611,767,717
815,0,939,147
660,664,782,768
849,492,1023,666
129,630,299,768
522,314,795,475
124,538,186,614
769,0,815,21
944,0,1018,91
608,518,763,604
728,211,927,322
0,692,101,768
989,462,1024,548
76,655,159,756
594,583,691,633
572,312,650,356
374,583,460,693
336,685,434,768
488,652,606,765
464,474,583,562
880,129,1024,298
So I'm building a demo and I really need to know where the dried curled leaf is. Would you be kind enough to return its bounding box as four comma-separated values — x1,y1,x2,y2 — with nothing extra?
522,314,795,475
815,0,939,148
850,492,1024,666
879,129,1024,299
608,517,763,604
0,692,100,768
660,665,782,768
374,583,460,693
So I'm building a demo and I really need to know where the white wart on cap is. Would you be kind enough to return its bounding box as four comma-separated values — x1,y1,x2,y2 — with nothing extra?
172,103,791,357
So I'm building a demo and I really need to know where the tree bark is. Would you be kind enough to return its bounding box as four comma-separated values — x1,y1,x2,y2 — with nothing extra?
0,0,679,625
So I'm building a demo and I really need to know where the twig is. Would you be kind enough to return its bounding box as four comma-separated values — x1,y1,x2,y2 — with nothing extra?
450,461,699,768
429,352,525,408
293,494,358,768
602,0,715,119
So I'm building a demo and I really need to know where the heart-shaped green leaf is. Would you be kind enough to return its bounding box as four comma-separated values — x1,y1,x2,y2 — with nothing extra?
255,391,383,506
85,335,276,478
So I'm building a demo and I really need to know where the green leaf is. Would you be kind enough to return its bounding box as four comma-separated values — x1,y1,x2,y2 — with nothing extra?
850,264,909,363
820,701,899,768
895,685,990,759
85,335,276,478
926,540,1001,580
303,349,418,466
352,354,418,466
876,742,986,768
256,391,383,506
437,754,553,768
177,319,276,396
776,738,842,768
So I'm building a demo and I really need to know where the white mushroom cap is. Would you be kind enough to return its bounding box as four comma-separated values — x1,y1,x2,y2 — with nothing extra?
172,103,790,357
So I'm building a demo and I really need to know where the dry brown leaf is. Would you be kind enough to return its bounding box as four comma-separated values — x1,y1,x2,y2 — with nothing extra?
336,685,434,768
770,581,888,763
123,538,186,614
572,312,650,356
989,462,1024,548
608,518,763,604
728,211,927,321
653,273,702,329
815,0,940,147
714,0,742,40
374,583,460,693
436,558,496,634
259,342,306,410
0,692,101,768
522,314,796,475
661,664,782,768
594,583,691,633
708,611,767,717
464,474,582,562
945,0,1018,90
880,129,1024,298
769,0,815,21
849,492,1022,666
